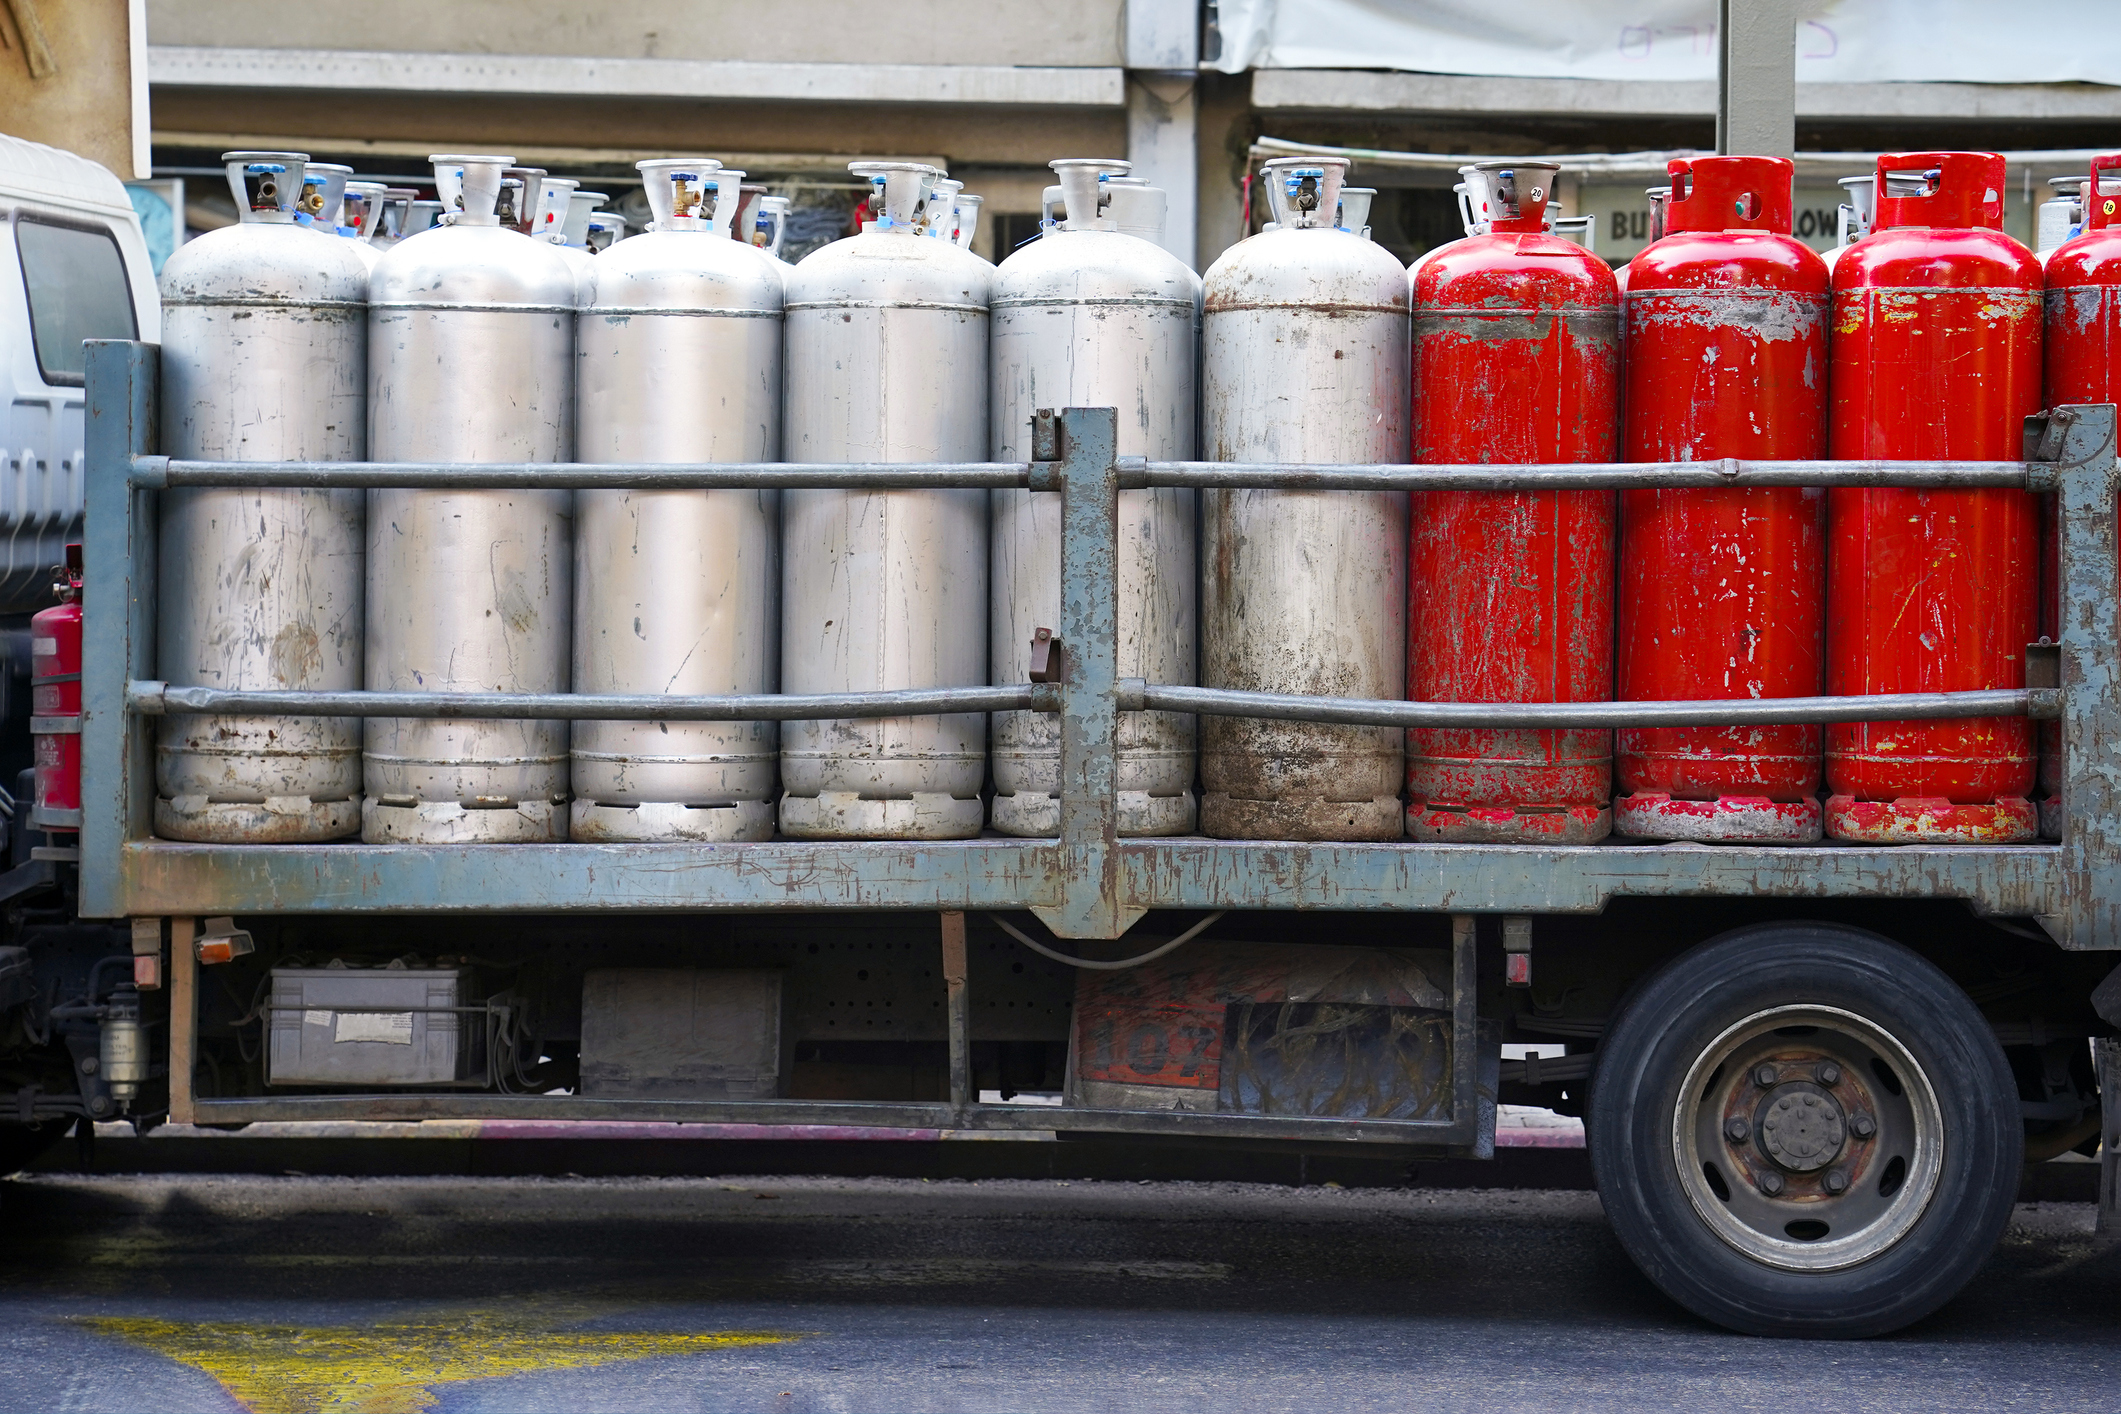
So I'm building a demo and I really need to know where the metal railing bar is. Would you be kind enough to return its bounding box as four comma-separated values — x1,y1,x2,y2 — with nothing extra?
127,680,2053,728
1140,458,2040,491
130,455,1039,491
1131,683,2055,728
128,681,1054,721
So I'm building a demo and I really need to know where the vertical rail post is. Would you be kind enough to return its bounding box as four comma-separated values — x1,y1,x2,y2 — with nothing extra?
940,911,971,1112
167,916,196,1125
1450,913,1481,1148
2046,404,2121,947
1034,407,1139,939
80,341,156,920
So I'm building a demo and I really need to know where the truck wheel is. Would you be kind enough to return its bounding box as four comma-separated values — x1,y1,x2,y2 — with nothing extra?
1589,922,2021,1338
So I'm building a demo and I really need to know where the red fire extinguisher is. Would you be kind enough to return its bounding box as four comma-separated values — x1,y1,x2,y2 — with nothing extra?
1409,160,1620,842
31,543,83,848
1616,155,1831,842
2039,153,2121,839
1827,151,2043,843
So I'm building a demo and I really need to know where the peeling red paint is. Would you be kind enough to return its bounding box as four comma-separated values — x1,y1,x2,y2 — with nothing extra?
1826,154,2042,841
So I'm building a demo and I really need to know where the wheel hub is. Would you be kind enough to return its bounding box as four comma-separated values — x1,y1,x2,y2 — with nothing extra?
1756,1081,1846,1171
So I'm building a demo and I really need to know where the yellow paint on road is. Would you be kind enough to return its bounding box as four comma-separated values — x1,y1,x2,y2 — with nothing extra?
78,1311,798,1414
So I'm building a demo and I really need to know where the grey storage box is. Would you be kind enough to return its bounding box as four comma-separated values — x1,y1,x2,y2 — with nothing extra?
267,966,471,1087
579,969,786,1100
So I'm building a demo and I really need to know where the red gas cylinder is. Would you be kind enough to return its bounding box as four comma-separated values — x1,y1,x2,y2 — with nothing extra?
1409,160,1621,842
2039,153,2121,840
31,543,83,845
1826,151,2043,843
1615,156,1831,842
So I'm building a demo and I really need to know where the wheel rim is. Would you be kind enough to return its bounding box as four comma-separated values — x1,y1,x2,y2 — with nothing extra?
1672,1004,1944,1273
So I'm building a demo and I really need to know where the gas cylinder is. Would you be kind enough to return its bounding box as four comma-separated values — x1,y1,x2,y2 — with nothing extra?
155,150,367,843
298,162,353,232
732,182,771,250
955,193,984,252
564,189,607,251
2037,176,2087,263
365,154,578,843
990,158,1201,837
573,160,783,842
585,213,627,253
1821,174,1875,276
371,187,418,251
923,178,964,243
31,545,83,850
758,196,793,261
530,175,594,304
1615,156,1830,843
339,180,390,269
2038,155,2121,839
1200,155,1409,840
1337,186,1376,239
1408,160,1619,843
404,199,443,238
780,162,994,839
1826,151,2043,843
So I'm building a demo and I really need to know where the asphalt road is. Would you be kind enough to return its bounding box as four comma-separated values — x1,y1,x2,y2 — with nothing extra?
0,1173,2114,1412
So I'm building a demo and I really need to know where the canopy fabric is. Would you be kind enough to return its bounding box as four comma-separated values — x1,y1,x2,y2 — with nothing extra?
1208,0,2121,86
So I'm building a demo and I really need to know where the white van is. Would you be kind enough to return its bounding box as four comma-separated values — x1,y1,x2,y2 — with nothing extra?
0,131,160,611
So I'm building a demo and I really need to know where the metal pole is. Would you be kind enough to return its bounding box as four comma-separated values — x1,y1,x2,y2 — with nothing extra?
129,682,1055,722
940,911,971,1113
1135,684,2052,729
1143,460,2037,491
137,458,1036,491
1718,0,1797,159
167,916,196,1126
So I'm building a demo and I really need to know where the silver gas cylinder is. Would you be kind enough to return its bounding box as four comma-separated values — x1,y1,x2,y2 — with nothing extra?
1824,174,1876,276
339,180,390,270
924,178,964,242
573,160,783,842
2038,175,2087,263
564,189,606,250
155,150,368,843
780,161,994,839
1200,155,1410,840
364,154,578,843
758,196,792,261
299,162,353,232
371,187,418,251
1338,186,1376,239
989,158,1200,837
404,199,443,238
532,176,595,304
954,193,984,252
585,212,627,252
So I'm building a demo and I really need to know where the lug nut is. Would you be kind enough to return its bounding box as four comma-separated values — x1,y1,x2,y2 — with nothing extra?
1752,1063,1778,1088
1757,1170,1786,1196
1822,1168,1850,1195
1850,1113,1876,1139
1725,1116,1751,1143
1817,1061,1842,1086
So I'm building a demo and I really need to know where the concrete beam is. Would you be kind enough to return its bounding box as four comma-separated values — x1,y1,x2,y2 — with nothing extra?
1251,70,2121,123
148,45,1125,107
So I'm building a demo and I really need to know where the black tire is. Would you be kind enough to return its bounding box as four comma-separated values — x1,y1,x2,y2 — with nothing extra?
1589,922,2021,1339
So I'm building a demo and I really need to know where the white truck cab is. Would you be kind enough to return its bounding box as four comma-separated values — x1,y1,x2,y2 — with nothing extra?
0,131,160,611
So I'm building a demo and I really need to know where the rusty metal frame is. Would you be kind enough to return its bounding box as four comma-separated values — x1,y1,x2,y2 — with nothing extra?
78,341,2120,1148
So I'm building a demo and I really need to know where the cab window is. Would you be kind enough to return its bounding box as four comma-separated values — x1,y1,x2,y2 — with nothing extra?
16,216,137,386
